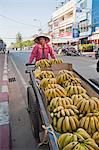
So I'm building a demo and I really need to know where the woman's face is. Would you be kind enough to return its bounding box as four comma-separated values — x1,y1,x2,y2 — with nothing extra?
39,37,46,45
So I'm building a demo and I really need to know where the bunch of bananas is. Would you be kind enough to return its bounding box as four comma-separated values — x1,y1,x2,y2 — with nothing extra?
72,93,90,105
36,59,51,68
92,131,99,145
58,131,99,150
58,130,99,150
75,97,99,114
49,59,63,65
36,71,55,80
45,84,64,90
34,68,41,79
49,97,73,112
39,78,57,90
65,85,87,97
44,87,66,101
79,111,99,135
51,105,79,133
63,77,81,87
58,70,74,77
56,73,72,85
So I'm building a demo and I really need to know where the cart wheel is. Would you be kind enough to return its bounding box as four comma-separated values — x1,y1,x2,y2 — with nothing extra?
27,86,40,143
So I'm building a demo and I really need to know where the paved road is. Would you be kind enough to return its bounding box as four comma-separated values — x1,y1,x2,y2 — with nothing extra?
10,51,99,81
8,51,99,150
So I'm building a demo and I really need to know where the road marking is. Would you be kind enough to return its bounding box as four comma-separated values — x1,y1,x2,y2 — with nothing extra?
2,85,9,93
2,75,8,81
10,56,28,91
0,102,9,125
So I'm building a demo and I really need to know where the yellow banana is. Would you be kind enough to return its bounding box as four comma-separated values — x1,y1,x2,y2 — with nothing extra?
84,117,90,130
62,118,67,133
62,133,73,148
93,116,99,130
90,116,95,130
64,116,71,132
61,109,66,117
65,109,70,116
79,117,86,128
63,142,78,150
58,133,68,149
79,99,86,113
74,86,78,94
57,117,64,133
83,100,89,113
68,109,75,116
53,117,57,127
69,116,77,131
71,116,79,128
77,128,91,139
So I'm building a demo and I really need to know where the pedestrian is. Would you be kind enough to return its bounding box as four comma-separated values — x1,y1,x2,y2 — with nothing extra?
28,34,56,64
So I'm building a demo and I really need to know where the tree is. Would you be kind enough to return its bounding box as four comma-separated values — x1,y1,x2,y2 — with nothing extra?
16,32,23,49
16,32,22,43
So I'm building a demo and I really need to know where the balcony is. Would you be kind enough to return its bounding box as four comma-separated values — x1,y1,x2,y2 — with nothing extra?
59,18,73,27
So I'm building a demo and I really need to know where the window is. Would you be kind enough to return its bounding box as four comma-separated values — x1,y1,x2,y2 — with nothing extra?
66,27,72,32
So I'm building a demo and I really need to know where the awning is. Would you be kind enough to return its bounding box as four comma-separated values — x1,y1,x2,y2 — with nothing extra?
88,34,99,40
52,37,79,44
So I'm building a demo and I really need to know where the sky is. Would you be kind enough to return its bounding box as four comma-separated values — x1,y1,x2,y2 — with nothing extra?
0,0,62,46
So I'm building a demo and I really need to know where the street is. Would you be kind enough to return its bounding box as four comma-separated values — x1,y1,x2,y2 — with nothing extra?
0,51,99,150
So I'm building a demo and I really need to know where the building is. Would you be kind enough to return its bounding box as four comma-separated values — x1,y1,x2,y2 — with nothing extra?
48,0,99,45
76,0,99,44
48,0,76,45
89,0,99,45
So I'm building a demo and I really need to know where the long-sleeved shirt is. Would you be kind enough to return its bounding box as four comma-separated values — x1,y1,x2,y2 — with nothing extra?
28,43,55,64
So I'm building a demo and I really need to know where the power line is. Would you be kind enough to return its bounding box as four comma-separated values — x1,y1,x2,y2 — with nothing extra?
0,14,39,28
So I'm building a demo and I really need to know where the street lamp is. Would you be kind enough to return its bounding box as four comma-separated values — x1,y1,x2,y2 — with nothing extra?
33,19,42,33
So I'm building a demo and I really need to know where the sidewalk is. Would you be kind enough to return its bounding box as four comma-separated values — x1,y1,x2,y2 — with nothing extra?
0,53,10,150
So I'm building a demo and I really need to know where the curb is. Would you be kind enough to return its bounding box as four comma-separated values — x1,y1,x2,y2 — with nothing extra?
0,54,10,150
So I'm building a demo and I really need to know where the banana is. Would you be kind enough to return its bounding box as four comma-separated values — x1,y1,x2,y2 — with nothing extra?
84,117,90,130
69,116,77,131
69,86,74,96
85,145,95,150
89,99,95,112
53,117,57,127
64,116,71,132
62,133,73,148
63,142,78,150
57,111,61,118
57,117,64,133
71,116,79,128
58,133,68,149
90,116,95,131
83,100,89,114
76,99,83,110
73,134,78,142
68,109,75,116
73,143,81,150
50,112,54,118
62,118,67,133
75,133,85,141
92,131,99,140
81,93,90,99
79,99,86,113
65,109,70,116
85,139,99,150
74,86,78,94
77,86,82,94
79,117,86,128
61,109,66,117
77,128,91,139
93,116,99,130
